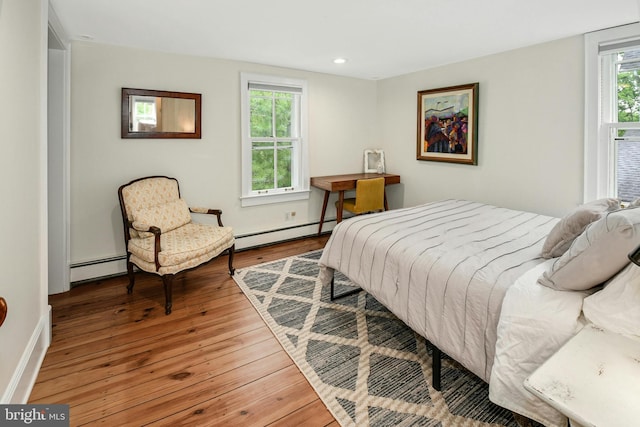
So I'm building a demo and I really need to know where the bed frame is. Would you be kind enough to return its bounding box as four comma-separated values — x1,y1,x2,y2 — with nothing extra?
330,275,443,390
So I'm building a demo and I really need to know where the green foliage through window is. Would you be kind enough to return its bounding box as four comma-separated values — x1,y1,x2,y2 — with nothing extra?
613,49,640,202
617,50,640,123
249,90,297,191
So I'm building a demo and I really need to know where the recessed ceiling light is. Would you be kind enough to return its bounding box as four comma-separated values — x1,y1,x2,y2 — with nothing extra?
333,58,348,64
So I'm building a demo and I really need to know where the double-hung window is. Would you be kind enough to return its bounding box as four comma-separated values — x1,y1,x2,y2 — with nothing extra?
131,96,157,131
240,73,309,207
585,24,640,203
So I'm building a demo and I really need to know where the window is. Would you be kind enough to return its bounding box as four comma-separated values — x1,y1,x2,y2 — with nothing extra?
131,96,157,131
585,24,640,203
240,73,309,207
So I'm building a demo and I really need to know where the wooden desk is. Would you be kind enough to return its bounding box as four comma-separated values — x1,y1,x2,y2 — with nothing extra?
310,173,401,235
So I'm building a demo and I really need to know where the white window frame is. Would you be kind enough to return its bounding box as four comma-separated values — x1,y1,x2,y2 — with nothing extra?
584,23,640,202
131,95,157,131
240,72,309,207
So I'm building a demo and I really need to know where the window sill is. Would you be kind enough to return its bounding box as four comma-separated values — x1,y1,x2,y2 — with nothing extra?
240,189,310,207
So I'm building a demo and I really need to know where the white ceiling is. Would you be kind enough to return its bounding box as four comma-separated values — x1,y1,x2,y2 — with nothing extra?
50,0,640,80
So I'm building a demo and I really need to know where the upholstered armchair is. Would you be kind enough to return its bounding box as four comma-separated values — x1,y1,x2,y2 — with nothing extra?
118,176,235,314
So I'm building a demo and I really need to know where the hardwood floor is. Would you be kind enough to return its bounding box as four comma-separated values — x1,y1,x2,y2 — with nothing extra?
30,236,336,426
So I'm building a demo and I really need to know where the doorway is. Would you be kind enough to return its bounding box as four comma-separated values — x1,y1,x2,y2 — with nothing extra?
47,12,70,295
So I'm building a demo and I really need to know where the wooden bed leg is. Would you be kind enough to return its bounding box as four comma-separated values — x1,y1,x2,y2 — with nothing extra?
432,344,442,391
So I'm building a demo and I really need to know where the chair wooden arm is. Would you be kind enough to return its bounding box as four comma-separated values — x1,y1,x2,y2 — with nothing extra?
150,226,161,271
128,220,162,271
190,207,224,226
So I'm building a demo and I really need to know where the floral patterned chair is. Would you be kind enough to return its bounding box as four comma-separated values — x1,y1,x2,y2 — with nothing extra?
118,176,235,314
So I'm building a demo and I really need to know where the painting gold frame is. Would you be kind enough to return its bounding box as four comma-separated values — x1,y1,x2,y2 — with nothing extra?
416,83,478,165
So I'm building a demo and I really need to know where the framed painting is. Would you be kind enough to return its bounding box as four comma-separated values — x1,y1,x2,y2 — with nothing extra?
416,83,478,165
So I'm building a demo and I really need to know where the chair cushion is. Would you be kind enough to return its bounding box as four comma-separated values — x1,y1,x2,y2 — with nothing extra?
128,223,234,272
132,198,192,236
120,177,182,238
341,198,357,212
121,177,180,217
131,250,226,276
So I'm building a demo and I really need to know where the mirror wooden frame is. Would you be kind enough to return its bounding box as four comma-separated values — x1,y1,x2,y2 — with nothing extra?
121,88,202,139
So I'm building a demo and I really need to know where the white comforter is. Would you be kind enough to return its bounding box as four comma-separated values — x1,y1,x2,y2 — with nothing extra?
318,199,559,382
489,259,588,427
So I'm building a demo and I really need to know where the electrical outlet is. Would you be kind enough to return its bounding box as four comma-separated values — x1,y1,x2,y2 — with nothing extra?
285,211,296,221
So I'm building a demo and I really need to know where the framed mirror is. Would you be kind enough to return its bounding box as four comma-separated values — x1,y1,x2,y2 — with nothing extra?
121,88,201,139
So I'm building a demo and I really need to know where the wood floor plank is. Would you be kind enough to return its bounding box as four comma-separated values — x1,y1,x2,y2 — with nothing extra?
143,365,314,427
32,327,279,408
267,399,337,427
32,312,269,391
50,276,240,337
44,291,257,363
30,236,333,426
72,343,291,425
89,360,303,426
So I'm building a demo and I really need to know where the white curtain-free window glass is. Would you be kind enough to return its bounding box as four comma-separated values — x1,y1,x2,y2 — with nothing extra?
240,73,309,207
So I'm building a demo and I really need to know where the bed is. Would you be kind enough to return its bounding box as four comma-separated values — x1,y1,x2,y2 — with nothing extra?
318,198,640,426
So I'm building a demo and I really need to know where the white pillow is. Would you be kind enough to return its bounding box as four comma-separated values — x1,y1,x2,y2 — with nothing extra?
538,206,640,291
583,262,640,337
541,198,619,259
132,198,191,235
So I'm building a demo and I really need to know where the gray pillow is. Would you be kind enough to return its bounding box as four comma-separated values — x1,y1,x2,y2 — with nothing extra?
538,206,640,291
541,198,619,259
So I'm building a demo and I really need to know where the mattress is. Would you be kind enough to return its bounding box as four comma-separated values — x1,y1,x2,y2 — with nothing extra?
318,199,559,382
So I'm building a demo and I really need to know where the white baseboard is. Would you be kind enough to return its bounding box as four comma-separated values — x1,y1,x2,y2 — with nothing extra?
70,258,128,283
235,222,332,250
1,306,51,403
70,221,335,284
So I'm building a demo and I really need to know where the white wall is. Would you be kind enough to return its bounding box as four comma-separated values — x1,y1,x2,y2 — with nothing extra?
0,0,51,403
48,47,70,295
69,34,587,280
377,36,585,218
69,42,378,277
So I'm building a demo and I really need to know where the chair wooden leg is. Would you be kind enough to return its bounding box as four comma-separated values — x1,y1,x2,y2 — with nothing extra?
126,256,135,294
162,274,174,315
228,245,236,276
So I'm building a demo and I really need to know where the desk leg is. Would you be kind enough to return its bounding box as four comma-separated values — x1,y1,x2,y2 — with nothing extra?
337,191,345,223
318,190,330,235
383,191,389,211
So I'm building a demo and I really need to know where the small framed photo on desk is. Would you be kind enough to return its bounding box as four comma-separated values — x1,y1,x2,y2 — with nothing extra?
364,149,385,173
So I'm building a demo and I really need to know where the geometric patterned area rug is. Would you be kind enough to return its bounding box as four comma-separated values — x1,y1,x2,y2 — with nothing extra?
232,250,526,427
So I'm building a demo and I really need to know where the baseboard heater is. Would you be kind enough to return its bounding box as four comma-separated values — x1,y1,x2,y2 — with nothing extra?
70,218,336,284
